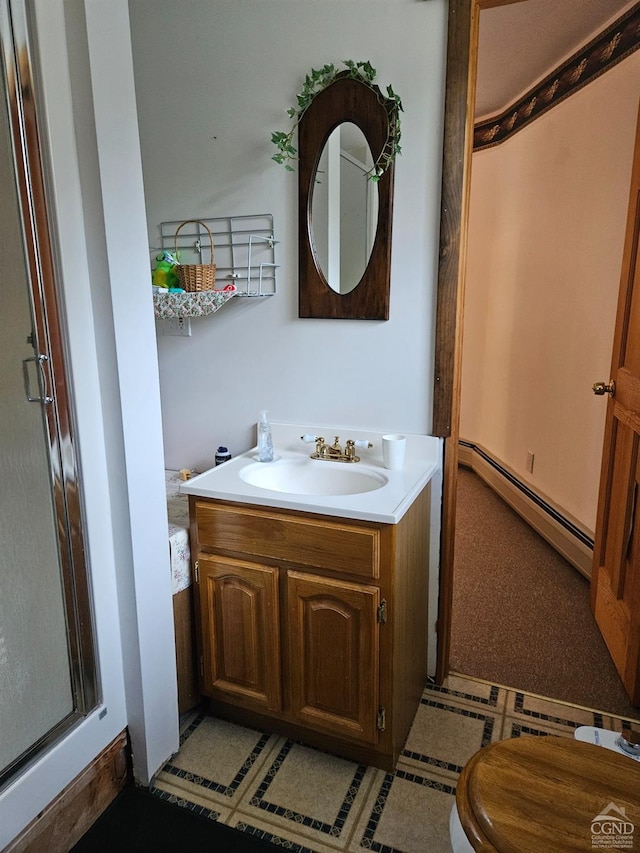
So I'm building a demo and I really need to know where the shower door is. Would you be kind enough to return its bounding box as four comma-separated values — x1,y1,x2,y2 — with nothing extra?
0,0,97,787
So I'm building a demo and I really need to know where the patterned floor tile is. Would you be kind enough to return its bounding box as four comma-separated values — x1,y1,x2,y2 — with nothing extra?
604,710,640,730
399,690,502,781
151,675,636,852
229,813,352,853
350,767,455,853
178,703,204,734
501,717,577,740
149,782,233,823
234,738,377,850
503,690,608,737
153,714,281,809
432,672,507,713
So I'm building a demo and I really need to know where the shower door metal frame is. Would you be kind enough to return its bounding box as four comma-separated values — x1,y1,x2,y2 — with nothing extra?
0,0,98,789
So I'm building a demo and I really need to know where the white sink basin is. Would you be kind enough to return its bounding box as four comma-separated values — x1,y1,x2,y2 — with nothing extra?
180,423,441,523
239,458,388,496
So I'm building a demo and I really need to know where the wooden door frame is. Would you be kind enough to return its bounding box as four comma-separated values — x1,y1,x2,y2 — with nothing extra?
433,0,525,682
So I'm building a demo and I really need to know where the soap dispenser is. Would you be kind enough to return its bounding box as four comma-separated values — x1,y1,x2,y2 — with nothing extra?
257,410,274,462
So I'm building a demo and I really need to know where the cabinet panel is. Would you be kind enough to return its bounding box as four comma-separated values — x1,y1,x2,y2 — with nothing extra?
287,571,380,744
196,501,379,578
198,556,281,711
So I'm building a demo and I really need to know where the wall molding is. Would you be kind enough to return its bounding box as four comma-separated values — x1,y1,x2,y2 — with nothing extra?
474,4,640,150
459,441,594,578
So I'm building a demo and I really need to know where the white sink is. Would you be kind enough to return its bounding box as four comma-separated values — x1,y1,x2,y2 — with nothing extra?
180,423,441,523
239,458,388,496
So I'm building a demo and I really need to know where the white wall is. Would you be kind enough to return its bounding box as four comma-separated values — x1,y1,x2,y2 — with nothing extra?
128,0,448,471
82,0,179,784
460,51,640,533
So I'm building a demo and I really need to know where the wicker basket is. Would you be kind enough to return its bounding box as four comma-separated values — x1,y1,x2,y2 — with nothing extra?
174,220,217,292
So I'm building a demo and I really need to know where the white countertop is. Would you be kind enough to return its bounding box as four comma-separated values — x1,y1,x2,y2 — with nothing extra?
180,423,441,524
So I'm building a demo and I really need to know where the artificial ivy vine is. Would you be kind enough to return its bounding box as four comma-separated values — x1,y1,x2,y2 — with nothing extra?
271,60,403,182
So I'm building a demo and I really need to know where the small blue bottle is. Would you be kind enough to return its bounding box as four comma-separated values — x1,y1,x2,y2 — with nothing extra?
257,410,274,462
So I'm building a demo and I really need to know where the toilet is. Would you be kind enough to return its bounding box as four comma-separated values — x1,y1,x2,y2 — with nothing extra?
450,728,640,852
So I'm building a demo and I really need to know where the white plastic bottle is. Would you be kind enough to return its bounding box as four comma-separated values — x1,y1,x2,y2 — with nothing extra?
257,409,274,462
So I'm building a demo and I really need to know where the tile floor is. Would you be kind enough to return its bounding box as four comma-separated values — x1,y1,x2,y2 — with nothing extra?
150,674,640,853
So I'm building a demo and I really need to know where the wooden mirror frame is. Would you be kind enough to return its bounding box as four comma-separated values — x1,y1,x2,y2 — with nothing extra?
298,72,395,320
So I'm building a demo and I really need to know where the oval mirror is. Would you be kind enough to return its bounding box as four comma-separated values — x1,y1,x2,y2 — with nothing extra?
311,122,379,294
298,72,395,320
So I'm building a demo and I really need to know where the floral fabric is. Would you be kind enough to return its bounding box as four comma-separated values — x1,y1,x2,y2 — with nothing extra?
153,289,235,319
165,470,191,593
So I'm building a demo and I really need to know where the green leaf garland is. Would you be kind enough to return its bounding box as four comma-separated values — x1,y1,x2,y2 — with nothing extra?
271,60,402,181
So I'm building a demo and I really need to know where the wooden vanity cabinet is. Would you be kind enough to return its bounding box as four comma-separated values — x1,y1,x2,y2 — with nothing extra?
288,571,381,744
189,484,430,771
197,555,282,712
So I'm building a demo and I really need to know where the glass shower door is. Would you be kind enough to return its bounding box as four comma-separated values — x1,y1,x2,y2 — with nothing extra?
0,0,97,785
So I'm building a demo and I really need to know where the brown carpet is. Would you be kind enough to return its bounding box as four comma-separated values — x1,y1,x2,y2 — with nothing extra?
450,467,640,720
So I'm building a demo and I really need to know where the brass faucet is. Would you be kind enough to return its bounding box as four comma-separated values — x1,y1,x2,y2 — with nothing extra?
302,435,373,463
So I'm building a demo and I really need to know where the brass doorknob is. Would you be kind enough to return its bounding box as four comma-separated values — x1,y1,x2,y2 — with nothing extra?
593,380,616,397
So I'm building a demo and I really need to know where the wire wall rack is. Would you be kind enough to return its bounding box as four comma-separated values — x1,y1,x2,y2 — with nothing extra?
156,213,277,298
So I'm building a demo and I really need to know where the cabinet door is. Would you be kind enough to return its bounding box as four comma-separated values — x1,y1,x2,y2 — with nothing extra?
287,571,380,744
198,555,281,711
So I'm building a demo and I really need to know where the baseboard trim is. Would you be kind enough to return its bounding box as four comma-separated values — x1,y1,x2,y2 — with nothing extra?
5,730,131,853
459,441,594,578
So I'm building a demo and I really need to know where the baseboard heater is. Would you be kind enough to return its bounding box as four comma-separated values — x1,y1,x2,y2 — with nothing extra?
458,440,594,578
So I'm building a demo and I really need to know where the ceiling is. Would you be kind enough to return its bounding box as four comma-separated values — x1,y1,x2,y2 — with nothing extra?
475,0,637,119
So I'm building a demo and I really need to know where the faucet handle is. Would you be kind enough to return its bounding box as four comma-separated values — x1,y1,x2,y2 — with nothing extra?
353,439,373,449
344,438,372,462
301,434,318,443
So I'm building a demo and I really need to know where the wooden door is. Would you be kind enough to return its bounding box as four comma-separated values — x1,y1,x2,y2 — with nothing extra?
591,101,640,706
287,571,380,744
198,555,282,711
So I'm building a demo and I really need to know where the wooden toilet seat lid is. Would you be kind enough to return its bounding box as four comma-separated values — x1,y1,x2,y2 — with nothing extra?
456,736,640,852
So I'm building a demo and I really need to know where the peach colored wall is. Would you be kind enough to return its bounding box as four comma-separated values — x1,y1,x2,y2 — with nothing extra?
460,51,640,534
